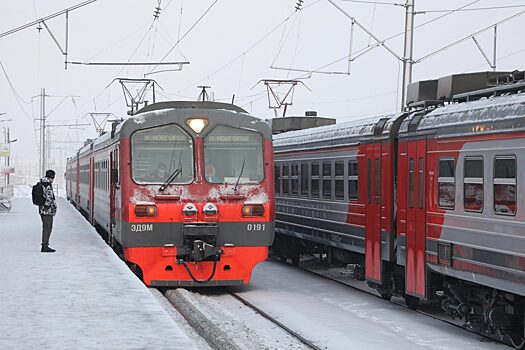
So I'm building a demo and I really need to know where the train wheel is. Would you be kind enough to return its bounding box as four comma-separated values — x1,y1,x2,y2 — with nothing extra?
291,253,300,266
507,334,525,350
379,290,392,301
404,294,420,310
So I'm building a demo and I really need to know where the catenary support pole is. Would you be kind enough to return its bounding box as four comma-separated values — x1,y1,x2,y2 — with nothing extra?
401,0,415,110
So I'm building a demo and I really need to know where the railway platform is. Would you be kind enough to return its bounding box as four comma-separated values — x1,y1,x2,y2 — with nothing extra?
0,196,196,349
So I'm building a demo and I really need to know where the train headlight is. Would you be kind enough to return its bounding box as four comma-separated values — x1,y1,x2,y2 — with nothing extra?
135,205,158,217
186,118,208,133
242,204,265,217
204,202,217,216
183,203,197,216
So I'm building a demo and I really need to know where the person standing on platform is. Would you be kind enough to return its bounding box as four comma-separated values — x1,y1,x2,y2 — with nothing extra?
39,170,57,253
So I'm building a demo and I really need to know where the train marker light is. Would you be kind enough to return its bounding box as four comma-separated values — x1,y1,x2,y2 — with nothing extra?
135,205,158,217
204,202,218,215
186,118,208,133
183,203,197,216
242,204,265,217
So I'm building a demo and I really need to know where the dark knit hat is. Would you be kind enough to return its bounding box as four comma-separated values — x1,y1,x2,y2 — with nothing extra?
45,170,56,179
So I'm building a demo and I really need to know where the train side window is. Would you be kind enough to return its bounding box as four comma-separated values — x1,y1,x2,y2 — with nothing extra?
274,165,281,195
418,158,424,209
335,161,344,200
464,157,483,212
494,156,516,216
348,160,358,201
282,164,290,195
300,163,308,197
323,161,332,200
367,159,372,204
374,158,380,204
409,158,414,208
438,158,455,209
291,163,299,196
311,162,320,199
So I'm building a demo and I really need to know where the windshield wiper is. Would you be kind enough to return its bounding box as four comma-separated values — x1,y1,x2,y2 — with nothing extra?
159,151,183,191
159,168,182,192
233,157,246,192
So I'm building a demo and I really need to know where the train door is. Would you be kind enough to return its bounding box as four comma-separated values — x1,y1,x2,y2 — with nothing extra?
89,156,94,225
365,143,382,283
405,138,427,298
109,148,118,246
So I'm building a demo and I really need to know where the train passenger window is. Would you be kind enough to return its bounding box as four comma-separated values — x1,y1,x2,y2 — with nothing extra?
409,158,414,208
274,165,281,195
132,124,194,184
323,162,332,200
494,156,516,216
300,163,308,197
464,157,483,212
438,158,456,209
367,159,372,204
282,164,290,195
374,159,380,204
348,160,358,201
418,158,424,209
291,164,299,196
311,162,319,199
335,161,344,200
204,125,263,184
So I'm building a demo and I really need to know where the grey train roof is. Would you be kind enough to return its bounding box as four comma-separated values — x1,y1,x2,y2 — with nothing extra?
71,101,270,159
400,92,525,137
273,115,394,152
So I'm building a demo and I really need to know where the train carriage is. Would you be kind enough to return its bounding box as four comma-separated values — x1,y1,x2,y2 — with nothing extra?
66,101,274,287
273,73,525,347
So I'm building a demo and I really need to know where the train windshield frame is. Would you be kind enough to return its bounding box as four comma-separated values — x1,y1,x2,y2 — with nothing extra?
203,125,264,184
131,124,194,184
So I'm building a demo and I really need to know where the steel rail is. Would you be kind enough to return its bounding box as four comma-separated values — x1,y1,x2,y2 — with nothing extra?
227,291,322,350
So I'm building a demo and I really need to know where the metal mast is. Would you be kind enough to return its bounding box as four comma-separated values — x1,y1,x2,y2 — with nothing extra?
39,88,47,176
401,0,415,109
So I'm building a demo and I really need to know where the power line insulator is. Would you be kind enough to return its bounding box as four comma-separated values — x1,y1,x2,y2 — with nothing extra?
295,0,304,11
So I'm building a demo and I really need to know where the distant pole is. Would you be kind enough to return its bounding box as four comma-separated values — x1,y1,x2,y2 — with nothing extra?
6,127,10,185
493,25,497,71
39,88,47,176
401,0,415,110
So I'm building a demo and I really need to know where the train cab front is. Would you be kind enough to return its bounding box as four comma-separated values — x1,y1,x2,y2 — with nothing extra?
120,111,274,287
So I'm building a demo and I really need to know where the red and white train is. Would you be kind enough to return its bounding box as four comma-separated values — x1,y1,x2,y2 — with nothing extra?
66,101,274,287
273,71,525,347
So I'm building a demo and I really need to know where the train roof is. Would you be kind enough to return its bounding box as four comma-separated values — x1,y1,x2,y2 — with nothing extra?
70,101,271,159
273,114,395,152
400,92,525,137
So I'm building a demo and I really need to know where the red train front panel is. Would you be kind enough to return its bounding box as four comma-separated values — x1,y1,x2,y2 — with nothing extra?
111,105,274,287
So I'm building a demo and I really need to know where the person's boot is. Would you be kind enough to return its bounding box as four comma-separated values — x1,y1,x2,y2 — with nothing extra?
41,245,56,253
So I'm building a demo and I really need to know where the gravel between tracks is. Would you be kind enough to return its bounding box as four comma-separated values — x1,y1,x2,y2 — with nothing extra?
164,288,311,350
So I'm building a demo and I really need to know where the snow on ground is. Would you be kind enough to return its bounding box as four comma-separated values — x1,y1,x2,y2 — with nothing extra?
149,288,213,350
13,184,32,198
166,288,310,350
0,198,196,350
230,260,509,350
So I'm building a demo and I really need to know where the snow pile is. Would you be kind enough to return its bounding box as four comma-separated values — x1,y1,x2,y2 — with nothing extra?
13,185,31,198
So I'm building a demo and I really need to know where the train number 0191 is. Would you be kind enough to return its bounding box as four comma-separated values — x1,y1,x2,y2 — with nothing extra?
247,223,265,231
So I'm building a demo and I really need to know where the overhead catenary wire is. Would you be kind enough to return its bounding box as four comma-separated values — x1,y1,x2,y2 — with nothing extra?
0,61,32,121
150,0,219,73
417,4,525,13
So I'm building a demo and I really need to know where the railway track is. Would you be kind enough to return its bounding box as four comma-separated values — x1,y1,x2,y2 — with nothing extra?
277,255,511,349
161,287,318,350
227,291,322,350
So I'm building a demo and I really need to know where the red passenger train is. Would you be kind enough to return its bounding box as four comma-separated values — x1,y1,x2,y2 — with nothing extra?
273,71,525,347
66,101,274,287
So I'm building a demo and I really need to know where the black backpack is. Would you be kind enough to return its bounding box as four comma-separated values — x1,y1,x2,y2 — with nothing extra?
32,182,45,206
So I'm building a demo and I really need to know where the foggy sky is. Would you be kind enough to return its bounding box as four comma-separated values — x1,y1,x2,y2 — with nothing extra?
1,0,524,161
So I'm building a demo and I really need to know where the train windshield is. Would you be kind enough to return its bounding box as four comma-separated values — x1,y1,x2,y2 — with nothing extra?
204,125,264,184
131,124,194,184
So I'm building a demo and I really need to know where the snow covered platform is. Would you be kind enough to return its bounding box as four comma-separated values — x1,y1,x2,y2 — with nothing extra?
0,197,195,349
